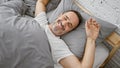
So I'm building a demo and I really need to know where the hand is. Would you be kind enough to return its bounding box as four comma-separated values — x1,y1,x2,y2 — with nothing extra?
35,0,49,16
85,18,100,40
38,0,49,6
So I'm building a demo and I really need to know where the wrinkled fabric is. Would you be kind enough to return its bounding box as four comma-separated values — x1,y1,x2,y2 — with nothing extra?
0,1,54,68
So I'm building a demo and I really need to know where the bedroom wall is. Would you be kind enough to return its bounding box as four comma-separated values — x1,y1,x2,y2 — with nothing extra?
77,0,120,68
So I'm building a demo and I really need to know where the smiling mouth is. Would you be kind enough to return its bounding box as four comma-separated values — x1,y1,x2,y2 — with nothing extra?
57,20,65,30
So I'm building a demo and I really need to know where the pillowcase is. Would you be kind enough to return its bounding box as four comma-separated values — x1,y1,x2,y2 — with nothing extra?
47,0,117,58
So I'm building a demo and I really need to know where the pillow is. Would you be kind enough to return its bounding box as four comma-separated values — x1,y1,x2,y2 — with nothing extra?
47,0,117,58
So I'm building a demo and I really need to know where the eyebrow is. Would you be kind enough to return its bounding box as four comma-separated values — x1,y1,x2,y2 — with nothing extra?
65,15,70,21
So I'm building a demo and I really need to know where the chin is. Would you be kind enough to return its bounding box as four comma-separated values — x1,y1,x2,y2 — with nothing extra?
53,31,64,36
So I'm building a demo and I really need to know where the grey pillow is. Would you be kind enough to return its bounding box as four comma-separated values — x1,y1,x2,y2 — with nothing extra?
47,0,117,58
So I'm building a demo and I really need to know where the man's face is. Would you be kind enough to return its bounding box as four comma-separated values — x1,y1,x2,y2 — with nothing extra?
49,11,79,36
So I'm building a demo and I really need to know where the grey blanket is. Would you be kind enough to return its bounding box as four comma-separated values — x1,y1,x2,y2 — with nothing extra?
0,0,61,17
0,1,54,68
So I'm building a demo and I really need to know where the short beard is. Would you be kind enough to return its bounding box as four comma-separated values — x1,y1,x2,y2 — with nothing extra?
51,21,58,31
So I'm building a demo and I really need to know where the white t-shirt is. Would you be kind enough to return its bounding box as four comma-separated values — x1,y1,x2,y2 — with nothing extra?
34,12,73,68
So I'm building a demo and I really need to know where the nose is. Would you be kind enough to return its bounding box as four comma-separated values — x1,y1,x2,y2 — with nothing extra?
61,21,68,29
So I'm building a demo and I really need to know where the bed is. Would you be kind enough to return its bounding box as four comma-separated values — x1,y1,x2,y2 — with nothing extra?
0,0,119,68
47,0,117,68
74,0,120,68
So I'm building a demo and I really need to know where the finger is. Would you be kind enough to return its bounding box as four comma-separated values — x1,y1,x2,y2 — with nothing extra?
88,18,92,25
94,24,98,28
93,20,96,24
85,21,89,29
89,18,92,22
94,22,98,26
97,24,101,29
91,18,97,25
96,23,100,30
92,18,96,21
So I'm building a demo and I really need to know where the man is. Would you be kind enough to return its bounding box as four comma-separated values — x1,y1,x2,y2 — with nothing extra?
0,0,100,68
35,0,100,68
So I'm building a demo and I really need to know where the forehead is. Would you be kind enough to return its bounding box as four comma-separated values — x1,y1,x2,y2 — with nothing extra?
63,11,79,27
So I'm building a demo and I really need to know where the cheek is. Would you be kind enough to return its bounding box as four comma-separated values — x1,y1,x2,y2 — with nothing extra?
66,26,73,31
65,28,72,33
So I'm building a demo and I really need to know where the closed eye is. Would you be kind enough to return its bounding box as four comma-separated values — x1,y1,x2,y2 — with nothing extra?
64,16,67,20
65,15,73,28
68,22,73,28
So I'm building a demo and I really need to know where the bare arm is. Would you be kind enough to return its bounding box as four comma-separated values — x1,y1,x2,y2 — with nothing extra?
59,18,100,68
35,0,49,16
82,18,100,68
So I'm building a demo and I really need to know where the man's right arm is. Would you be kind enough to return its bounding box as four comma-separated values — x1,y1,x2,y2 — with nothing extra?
35,0,49,16
34,0,49,28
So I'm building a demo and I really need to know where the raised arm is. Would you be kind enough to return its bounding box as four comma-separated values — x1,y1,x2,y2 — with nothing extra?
81,18,100,68
59,18,100,68
35,0,49,16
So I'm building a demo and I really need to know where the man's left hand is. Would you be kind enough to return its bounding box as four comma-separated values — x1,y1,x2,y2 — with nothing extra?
85,18,100,40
